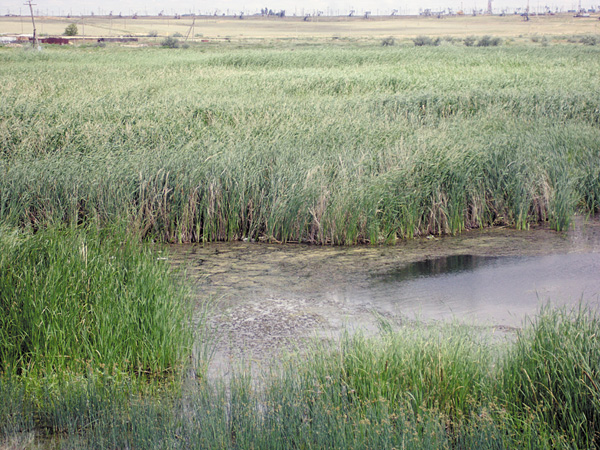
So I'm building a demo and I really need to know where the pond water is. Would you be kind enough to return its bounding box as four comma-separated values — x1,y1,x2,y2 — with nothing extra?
169,216,600,369
367,252,600,324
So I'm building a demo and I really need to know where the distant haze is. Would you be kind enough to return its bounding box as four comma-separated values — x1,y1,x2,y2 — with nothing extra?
3,0,595,17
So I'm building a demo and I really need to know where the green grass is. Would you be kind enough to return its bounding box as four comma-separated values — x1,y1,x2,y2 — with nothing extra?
2,305,598,449
501,304,600,448
0,225,200,447
1,44,599,243
0,226,193,379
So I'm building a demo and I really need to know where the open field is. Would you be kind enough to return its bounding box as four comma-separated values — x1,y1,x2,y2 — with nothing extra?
0,13,599,41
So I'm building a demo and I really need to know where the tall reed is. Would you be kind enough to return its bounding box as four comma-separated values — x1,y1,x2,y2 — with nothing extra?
500,304,600,448
1,46,599,243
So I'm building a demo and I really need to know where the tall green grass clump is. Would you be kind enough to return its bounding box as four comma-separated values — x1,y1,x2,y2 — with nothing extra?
308,324,493,421
501,305,600,448
0,226,192,379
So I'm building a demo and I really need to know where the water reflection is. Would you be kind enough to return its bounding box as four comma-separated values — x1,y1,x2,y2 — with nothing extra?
359,253,600,325
374,255,502,282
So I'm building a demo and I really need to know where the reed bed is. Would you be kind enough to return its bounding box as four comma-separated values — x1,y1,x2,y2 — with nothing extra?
2,305,598,449
1,45,599,243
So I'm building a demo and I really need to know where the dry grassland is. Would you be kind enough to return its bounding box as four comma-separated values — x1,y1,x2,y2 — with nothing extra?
1,13,599,41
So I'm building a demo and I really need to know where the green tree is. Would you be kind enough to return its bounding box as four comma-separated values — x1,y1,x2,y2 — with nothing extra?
64,23,78,36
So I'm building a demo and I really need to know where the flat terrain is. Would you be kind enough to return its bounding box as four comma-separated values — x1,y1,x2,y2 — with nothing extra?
1,13,599,41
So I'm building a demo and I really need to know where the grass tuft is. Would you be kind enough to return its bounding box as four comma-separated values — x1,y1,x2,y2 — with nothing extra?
0,226,193,379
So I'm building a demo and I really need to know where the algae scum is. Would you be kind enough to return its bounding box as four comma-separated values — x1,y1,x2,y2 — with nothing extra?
171,216,600,371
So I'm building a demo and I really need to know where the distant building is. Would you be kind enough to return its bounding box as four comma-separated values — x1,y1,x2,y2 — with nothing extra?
38,37,71,45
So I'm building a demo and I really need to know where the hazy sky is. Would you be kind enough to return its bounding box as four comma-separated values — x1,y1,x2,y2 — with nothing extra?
4,0,592,16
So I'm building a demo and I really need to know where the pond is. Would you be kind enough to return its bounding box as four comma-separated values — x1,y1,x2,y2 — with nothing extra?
169,215,600,371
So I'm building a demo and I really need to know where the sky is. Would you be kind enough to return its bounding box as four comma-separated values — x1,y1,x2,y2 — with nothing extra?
3,0,595,17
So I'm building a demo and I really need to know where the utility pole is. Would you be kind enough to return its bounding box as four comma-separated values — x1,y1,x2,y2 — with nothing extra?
24,0,39,49
185,14,196,41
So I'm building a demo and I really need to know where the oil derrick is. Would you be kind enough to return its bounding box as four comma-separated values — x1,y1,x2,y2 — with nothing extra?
487,0,493,14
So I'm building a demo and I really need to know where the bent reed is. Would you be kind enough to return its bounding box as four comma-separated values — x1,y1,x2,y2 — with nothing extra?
1,45,599,243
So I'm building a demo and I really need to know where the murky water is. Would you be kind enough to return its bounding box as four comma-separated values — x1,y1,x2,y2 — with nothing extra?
169,216,600,368
367,252,600,324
